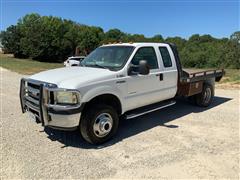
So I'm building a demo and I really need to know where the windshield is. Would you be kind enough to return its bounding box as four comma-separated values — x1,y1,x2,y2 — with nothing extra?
81,46,134,71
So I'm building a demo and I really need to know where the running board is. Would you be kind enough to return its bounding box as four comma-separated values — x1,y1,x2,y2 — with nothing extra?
125,100,176,119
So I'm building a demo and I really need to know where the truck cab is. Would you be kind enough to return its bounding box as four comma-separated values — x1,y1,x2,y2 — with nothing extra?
20,43,224,144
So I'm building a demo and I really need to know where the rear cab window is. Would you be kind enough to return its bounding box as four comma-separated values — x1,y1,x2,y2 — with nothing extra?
159,47,172,68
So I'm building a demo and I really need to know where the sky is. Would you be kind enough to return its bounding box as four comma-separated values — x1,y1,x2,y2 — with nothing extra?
1,0,239,39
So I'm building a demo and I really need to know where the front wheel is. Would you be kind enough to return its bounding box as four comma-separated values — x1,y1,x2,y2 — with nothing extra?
195,83,214,107
80,104,119,144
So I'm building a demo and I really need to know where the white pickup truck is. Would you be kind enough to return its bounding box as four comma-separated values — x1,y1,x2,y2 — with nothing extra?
63,56,85,67
20,43,224,144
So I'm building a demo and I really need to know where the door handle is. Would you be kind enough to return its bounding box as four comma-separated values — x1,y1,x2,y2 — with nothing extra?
156,73,163,81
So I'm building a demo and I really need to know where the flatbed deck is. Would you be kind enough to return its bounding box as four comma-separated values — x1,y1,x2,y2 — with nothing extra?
177,68,225,97
180,68,225,83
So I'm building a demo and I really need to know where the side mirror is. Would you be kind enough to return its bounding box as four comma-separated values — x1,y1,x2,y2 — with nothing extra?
139,60,150,75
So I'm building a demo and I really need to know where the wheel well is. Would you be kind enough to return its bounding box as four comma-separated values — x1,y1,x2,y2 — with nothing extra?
82,94,122,115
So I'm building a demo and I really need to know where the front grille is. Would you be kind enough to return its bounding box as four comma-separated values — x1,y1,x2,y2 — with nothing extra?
26,82,41,108
27,83,40,100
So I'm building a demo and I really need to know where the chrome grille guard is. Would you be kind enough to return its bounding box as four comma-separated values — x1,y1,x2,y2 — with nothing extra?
20,78,81,126
20,78,54,126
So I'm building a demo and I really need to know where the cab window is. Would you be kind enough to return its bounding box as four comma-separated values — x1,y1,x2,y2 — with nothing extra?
131,47,158,69
159,47,172,68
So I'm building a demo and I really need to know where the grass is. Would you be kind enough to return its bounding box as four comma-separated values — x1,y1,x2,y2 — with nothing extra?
0,53,239,85
0,53,63,75
219,69,240,84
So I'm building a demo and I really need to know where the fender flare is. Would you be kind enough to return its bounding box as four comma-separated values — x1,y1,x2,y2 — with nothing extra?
81,85,125,114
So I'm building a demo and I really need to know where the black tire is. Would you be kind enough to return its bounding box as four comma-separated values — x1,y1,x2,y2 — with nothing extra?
195,83,214,107
80,104,119,144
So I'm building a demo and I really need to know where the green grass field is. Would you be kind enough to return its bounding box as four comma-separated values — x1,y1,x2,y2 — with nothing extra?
0,54,63,74
219,69,240,84
0,53,239,84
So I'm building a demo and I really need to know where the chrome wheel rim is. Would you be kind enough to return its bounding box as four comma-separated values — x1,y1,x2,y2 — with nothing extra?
203,87,211,103
93,113,113,138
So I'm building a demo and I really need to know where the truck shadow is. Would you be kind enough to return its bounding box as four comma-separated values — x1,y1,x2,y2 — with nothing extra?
44,96,232,149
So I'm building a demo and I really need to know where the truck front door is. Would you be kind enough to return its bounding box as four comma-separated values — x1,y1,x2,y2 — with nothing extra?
125,46,173,111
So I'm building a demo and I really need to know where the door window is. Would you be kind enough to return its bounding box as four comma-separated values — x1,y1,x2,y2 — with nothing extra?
131,47,159,69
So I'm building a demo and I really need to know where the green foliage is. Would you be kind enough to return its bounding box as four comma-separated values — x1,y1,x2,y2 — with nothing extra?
78,26,104,55
103,28,125,43
0,25,23,57
230,31,240,43
0,13,239,69
165,36,186,51
179,33,240,69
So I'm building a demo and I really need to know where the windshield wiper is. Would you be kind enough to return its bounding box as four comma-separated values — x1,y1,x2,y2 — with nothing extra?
84,61,108,69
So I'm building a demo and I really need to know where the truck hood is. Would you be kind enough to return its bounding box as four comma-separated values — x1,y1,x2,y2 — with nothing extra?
29,67,116,88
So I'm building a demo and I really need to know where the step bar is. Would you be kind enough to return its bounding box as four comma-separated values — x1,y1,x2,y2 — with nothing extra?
125,100,176,119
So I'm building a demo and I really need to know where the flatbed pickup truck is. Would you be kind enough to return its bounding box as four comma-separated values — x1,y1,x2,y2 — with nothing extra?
20,43,224,144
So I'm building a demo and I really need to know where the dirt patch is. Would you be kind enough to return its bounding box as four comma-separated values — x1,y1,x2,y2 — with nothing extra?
216,82,240,90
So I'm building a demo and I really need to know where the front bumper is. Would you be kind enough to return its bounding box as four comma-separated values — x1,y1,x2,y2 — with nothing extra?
20,78,83,130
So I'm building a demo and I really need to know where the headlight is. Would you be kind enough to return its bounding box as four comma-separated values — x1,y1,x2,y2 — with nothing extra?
56,91,79,105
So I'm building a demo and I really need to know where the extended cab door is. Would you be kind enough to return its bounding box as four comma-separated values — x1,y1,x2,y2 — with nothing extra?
125,46,176,111
157,45,178,99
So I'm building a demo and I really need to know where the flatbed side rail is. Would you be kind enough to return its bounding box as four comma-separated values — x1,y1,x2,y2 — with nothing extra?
180,69,225,83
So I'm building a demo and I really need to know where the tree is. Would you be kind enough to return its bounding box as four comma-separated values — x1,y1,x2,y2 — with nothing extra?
77,26,104,55
128,34,146,42
103,28,126,43
16,14,75,61
150,34,164,42
0,25,23,57
230,31,240,43
165,36,186,51
17,13,43,58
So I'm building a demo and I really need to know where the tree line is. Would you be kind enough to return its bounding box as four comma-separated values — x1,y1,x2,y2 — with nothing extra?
0,13,239,69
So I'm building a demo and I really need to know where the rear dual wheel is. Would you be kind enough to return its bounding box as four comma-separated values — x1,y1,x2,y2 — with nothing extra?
190,83,214,107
